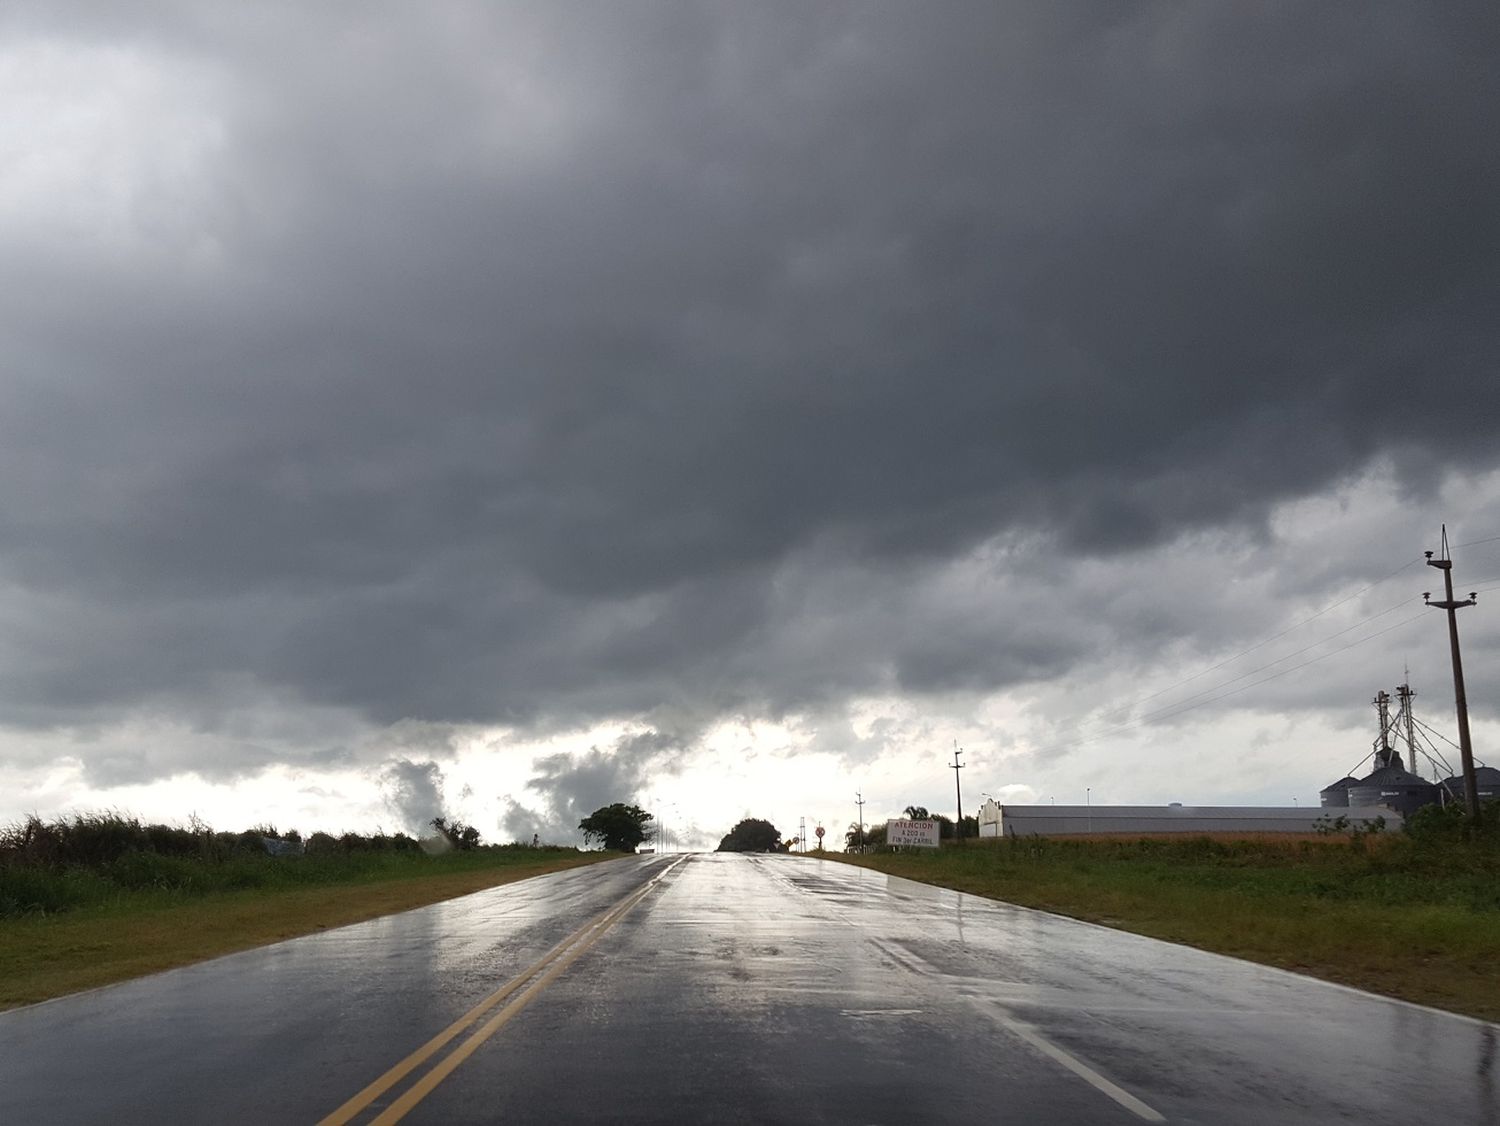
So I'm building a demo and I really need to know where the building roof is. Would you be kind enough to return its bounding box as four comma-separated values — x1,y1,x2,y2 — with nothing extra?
1320,776,1360,792
1440,766,1500,797
1443,766,1500,784
1354,764,1435,789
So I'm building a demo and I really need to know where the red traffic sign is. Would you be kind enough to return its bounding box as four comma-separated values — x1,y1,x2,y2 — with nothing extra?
814,825,825,838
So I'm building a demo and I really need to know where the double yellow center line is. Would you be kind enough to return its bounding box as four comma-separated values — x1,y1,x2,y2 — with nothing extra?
319,855,688,1125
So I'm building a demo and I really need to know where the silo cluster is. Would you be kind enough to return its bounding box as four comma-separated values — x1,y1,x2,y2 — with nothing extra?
1318,776,1360,809
1321,686,1451,819
1344,752,1440,819
1322,755,1443,819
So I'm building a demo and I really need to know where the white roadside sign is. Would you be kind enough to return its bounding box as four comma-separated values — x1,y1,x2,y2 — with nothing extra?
886,819,940,848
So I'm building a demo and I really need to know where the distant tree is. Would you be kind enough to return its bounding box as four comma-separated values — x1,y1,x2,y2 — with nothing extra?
920,814,978,840
579,803,654,852
843,821,887,851
716,818,782,852
431,816,482,850
903,805,931,820
1405,800,1500,844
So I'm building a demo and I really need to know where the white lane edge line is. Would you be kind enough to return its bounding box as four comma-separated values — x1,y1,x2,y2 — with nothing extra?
995,1012,1166,1123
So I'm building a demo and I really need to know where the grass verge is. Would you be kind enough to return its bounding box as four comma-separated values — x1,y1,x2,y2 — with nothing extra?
0,850,617,1010
815,834,1500,1023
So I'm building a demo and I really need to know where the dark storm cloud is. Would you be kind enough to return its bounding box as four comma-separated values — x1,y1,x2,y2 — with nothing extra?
1,4,1497,783
500,728,682,844
380,758,447,835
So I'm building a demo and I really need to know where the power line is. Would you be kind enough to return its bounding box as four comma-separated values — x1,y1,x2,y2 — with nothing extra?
1113,540,1490,723
1127,611,1428,729
1029,537,1490,759
1039,596,1418,750
1128,598,1414,720
1031,609,1429,755
1118,557,1423,715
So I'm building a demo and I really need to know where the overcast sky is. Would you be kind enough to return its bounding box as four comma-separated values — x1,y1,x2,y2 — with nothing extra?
3,3,1498,848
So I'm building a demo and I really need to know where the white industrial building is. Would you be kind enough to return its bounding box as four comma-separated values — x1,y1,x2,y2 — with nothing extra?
975,800,1399,838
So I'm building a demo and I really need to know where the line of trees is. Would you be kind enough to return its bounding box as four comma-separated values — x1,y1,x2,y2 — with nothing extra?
0,811,515,872
573,808,795,853
0,812,436,868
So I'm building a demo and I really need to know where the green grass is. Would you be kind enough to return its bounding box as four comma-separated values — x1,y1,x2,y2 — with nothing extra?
816,833,1500,1023
0,840,619,1009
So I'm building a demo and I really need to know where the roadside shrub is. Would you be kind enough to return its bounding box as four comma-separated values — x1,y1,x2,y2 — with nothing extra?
306,832,341,855
1407,800,1500,845
142,823,202,859
213,858,275,891
0,813,257,869
0,808,585,919
0,815,59,865
62,812,155,865
0,865,107,915
105,851,211,893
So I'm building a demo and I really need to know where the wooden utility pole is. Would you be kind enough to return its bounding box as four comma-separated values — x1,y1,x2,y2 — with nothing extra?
1425,525,1480,818
951,742,965,841
855,791,866,853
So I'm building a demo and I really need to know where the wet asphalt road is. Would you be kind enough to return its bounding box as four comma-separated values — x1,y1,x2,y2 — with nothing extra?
1,852,1497,1124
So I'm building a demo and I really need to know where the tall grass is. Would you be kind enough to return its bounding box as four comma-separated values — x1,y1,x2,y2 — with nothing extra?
0,812,570,918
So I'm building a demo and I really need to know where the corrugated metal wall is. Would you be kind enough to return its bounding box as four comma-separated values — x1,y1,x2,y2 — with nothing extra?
995,805,1399,836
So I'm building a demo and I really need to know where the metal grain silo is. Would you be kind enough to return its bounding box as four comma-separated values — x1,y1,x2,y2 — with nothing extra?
1347,753,1441,819
1319,776,1360,808
1439,765,1500,804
